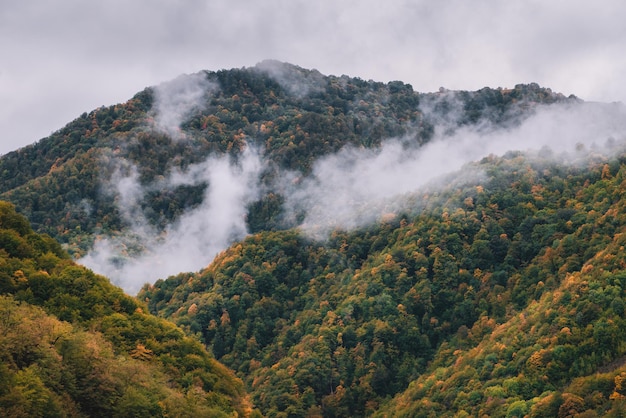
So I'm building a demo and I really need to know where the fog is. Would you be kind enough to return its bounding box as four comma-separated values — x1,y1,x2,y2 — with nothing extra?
151,73,217,140
78,78,626,294
80,146,262,294
283,100,626,238
255,59,327,98
5,2,626,156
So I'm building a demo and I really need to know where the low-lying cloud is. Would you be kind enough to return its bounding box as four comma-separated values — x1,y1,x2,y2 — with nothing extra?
80,146,262,294
79,89,626,294
151,72,216,140
283,100,626,238
255,60,326,98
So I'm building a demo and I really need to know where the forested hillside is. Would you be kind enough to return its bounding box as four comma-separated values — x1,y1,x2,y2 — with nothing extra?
140,148,626,417
0,202,251,417
2,62,626,417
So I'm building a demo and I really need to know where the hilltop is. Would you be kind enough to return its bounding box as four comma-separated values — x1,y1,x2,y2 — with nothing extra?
0,62,570,262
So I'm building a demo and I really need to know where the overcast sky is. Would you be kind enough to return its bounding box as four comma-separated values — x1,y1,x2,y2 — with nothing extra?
2,0,626,156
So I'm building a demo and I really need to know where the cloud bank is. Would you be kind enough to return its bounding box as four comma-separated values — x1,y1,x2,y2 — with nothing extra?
283,100,626,238
78,83,626,294
80,146,262,294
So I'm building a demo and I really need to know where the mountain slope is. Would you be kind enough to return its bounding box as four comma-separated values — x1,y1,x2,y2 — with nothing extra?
0,201,251,417
375,155,626,417
140,148,626,416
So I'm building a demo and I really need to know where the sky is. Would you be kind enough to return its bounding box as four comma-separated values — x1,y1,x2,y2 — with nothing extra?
2,0,626,156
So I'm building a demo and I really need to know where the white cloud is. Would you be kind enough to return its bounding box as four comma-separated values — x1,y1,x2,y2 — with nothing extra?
254,60,326,98
77,92,626,294
151,72,217,140
282,100,626,238
79,145,262,294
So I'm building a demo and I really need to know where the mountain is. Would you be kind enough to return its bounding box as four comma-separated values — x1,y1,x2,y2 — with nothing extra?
3,61,626,416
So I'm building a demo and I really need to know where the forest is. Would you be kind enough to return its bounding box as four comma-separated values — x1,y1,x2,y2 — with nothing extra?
140,150,626,417
0,201,250,417
1,61,626,416
0,61,569,258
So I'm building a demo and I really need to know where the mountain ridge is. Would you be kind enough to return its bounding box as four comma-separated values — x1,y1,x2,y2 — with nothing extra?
0,61,574,262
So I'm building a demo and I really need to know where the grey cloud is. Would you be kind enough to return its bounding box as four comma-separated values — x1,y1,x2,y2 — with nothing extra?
4,1,626,155
4,1,626,295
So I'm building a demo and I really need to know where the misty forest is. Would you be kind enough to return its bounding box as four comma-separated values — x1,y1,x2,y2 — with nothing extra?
3,61,626,417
